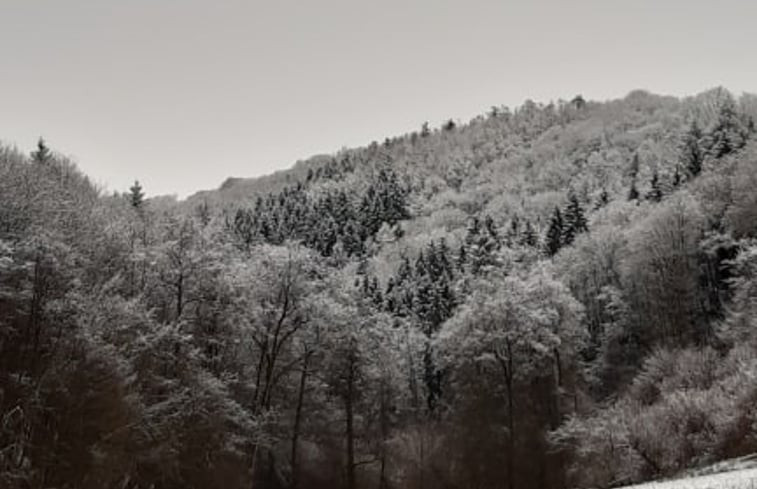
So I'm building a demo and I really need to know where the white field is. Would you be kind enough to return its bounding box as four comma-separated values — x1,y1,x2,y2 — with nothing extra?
621,468,757,489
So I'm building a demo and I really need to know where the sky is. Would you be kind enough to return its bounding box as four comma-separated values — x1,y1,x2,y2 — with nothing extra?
1,0,756,198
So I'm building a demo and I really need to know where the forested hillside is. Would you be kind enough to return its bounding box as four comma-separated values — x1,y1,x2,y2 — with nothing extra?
3,88,757,489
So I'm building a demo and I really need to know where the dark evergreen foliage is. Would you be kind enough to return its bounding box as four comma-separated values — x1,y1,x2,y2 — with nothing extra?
701,96,752,159
462,215,501,274
594,188,610,210
562,193,588,246
628,153,641,201
545,207,564,256
646,170,663,203
30,137,51,164
226,168,409,257
129,180,145,209
680,120,704,177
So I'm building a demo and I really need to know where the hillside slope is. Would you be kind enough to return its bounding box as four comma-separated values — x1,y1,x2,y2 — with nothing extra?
2,88,757,489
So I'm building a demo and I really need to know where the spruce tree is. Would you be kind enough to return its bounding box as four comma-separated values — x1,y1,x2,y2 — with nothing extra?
571,94,586,110
195,200,211,226
506,215,520,246
628,153,641,201
437,238,453,278
520,220,538,247
562,193,587,246
594,188,610,210
31,137,52,164
464,216,481,248
464,216,500,274
484,215,499,243
646,170,663,202
457,244,467,270
704,96,749,159
129,180,145,209
545,207,564,256
672,165,682,188
420,121,430,137
680,119,704,177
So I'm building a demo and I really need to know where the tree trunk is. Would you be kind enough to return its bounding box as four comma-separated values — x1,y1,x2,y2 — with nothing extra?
175,271,183,319
345,350,356,489
378,380,389,489
250,444,259,489
502,341,515,489
290,353,310,489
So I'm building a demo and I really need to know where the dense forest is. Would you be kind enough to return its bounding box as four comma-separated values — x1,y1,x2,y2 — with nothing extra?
3,88,757,489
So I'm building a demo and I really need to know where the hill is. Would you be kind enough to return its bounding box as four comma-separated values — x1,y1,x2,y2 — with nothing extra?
2,88,757,489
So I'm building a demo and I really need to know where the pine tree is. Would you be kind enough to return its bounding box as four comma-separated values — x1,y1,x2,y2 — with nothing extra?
436,238,453,278
370,275,383,306
393,223,405,240
628,153,640,201
506,215,520,246
703,95,750,159
31,137,52,164
520,220,538,247
421,121,430,137
341,220,364,256
384,277,397,313
195,200,211,226
562,193,587,247
129,180,145,209
680,120,704,177
545,207,564,256
464,216,482,248
484,215,499,243
464,216,500,274
646,170,663,203
672,165,682,188
571,94,586,110
457,244,467,270
594,188,610,210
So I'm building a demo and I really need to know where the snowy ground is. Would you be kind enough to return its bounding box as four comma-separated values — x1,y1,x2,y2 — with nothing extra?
621,467,757,489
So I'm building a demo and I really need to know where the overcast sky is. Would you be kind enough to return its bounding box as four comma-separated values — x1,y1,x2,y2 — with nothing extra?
1,1,755,198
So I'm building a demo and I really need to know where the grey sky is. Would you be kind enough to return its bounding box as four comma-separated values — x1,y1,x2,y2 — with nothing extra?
1,1,755,198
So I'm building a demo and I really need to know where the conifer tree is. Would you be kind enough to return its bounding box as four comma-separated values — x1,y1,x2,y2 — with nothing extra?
484,215,499,243
129,180,145,209
680,120,704,177
464,216,482,247
457,244,467,270
421,121,430,137
520,220,538,247
545,207,564,256
703,95,750,159
628,153,640,201
464,216,501,274
506,214,520,246
571,94,586,110
31,137,52,164
562,193,588,246
672,165,682,188
594,188,610,210
646,170,663,203
195,200,211,226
